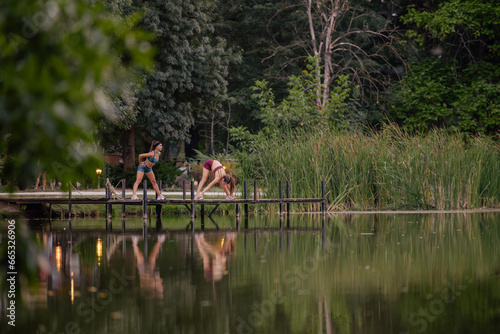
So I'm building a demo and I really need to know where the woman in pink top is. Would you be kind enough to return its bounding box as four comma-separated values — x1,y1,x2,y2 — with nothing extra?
195,159,235,200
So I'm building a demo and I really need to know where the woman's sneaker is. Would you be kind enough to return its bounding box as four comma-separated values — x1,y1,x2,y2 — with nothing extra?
158,195,165,200
131,194,139,200
226,195,235,200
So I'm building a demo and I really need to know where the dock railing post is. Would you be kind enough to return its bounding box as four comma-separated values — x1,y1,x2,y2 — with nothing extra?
244,181,248,218
182,180,186,200
322,180,326,229
142,180,148,219
106,178,112,220
190,181,195,232
286,180,290,228
321,180,326,215
68,184,72,218
279,181,283,217
121,179,126,218
286,181,290,216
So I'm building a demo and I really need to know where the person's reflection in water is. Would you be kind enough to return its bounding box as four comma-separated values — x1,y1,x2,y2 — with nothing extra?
132,235,165,299
195,232,236,281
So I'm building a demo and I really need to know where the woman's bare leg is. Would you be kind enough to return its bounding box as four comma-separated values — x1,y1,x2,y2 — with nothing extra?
145,172,162,197
196,168,210,196
132,170,145,195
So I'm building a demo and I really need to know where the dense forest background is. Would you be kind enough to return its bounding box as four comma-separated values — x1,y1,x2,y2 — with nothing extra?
1,0,499,192
103,0,499,165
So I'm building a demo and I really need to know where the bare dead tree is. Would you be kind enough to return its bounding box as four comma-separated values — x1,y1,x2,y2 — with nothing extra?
266,0,405,113
305,0,405,111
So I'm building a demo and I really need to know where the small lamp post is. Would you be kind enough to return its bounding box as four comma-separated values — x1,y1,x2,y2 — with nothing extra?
96,169,102,189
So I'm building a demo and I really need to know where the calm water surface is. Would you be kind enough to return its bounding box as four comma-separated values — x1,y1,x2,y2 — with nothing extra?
1,212,500,334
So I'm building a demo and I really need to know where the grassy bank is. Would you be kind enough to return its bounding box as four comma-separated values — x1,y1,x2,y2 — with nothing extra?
241,125,500,211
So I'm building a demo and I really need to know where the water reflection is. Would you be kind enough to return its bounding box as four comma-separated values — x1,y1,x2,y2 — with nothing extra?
132,235,164,298
1,212,500,334
195,232,236,281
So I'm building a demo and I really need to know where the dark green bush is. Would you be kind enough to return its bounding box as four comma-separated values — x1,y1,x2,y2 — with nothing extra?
103,164,136,189
154,161,183,188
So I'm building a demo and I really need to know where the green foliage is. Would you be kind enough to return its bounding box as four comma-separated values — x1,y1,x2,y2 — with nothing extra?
249,56,354,131
325,74,353,130
131,0,241,144
214,0,305,132
104,164,137,189
391,58,500,135
154,161,183,188
0,0,153,190
452,62,500,134
403,0,500,53
230,56,357,180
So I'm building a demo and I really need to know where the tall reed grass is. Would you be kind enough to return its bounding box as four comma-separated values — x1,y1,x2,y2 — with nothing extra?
241,124,500,211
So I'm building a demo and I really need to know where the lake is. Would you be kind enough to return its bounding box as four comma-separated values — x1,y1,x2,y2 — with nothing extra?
1,211,499,334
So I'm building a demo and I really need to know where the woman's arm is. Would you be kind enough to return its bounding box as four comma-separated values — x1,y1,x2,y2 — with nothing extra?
138,152,154,162
220,183,230,196
200,177,222,196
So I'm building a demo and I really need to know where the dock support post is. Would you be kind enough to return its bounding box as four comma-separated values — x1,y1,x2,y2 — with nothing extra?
201,207,205,230
244,181,248,218
121,179,126,218
156,180,162,229
143,224,148,258
201,203,205,230
142,180,148,219
182,180,186,199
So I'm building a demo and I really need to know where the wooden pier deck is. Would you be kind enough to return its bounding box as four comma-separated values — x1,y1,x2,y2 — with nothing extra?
1,179,327,230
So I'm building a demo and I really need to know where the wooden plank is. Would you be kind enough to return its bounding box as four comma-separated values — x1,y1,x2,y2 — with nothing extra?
2,197,324,205
2,196,324,208
9,198,109,205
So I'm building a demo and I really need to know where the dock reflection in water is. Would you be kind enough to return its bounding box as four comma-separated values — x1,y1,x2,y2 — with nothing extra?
1,212,500,334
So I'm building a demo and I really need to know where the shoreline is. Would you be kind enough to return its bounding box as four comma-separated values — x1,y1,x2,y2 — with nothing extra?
1,189,499,218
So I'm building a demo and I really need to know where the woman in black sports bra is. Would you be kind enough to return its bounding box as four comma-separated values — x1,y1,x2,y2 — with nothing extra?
131,140,165,200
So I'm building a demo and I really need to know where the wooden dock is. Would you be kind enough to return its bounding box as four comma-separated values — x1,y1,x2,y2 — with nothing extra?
1,179,327,231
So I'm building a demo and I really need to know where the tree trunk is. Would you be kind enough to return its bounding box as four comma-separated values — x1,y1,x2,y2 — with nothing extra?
185,126,200,159
123,125,136,171
305,0,323,111
210,114,215,155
